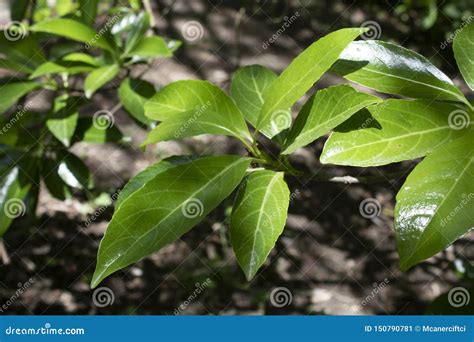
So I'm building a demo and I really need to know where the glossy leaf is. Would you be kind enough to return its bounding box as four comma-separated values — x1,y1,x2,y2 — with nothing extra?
72,117,123,144
0,152,37,236
282,84,382,154
62,52,100,66
78,0,99,26
84,64,120,98
57,152,93,190
30,18,113,52
0,58,33,74
123,12,150,54
0,35,46,69
144,80,252,143
230,65,277,128
230,170,290,280
118,78,154,125
126,36,173,59
116,156,197,209
42,155,72,201
0,167,28,236
395,134,474,270
333,41,468,104
91,155,251,287
453,22,474,91
46,96,79,147
257,28,366,137
321,99,472,167
0,81,39,114
143,109,249,145
29,61,67,79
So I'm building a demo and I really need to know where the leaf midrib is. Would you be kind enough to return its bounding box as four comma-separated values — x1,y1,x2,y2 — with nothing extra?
248,173,279,275
349,66,464,102
95,158,246,281
327,124,468,159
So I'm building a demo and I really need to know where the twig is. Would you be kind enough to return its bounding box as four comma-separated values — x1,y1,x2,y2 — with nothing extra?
143,0,159,34
298,170,409,184
0,239,10,265
233,7,246,68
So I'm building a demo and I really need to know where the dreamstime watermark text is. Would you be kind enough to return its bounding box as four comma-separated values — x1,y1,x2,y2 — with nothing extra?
174,278,212,314
262,12,300,49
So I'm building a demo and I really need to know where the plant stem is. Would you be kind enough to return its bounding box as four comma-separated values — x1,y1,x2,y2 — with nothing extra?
295,170,409,184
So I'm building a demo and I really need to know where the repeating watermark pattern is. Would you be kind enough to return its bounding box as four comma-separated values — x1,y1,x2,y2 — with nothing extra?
181,198,204,219
448,109,470,130
84,190,121,227
447,287,470,308
92,110,115,130
92,287,115,308
359,278,389,309
0,278,35,313
359,198,381,219
269,287,292,307
262,12,300,49
0,103,32,136
440,16,474,49
289,189,300,202
181,20,204,42
3,198,26,219
174,101,211,138
270,110,292,132
85,14,122,49
3,21,27,41
174,278,212,315
360,21,381,40
261,189,300,229
440,193,473,227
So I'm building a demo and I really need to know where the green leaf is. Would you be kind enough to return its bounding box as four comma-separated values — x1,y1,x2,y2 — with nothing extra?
29,61,67,79
116,156,197,209
0,81,39,114
62,52,101,66
0,151,37,236
123,12,150,54
282,84,381,154
0,166,29,236
230,170,290,280
84,64,120,98
126,36,173,59
321,99,472,167
91,155,251,287
0,58,33,74
46,96,79,147
332,41,468,104
257,28,366,138
453,22,474,91
30,18,113,52
144,80,252,143
78,0,99,26
42,155,72,201
118,77,154,125
10,0,29,21
230,65,277,128
143,109,249,145
145,80,234,120
115,161,176,209
0,33,46,69
395,134,474,271
72,117,123,144
56,0,77,16
57,152,93,190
